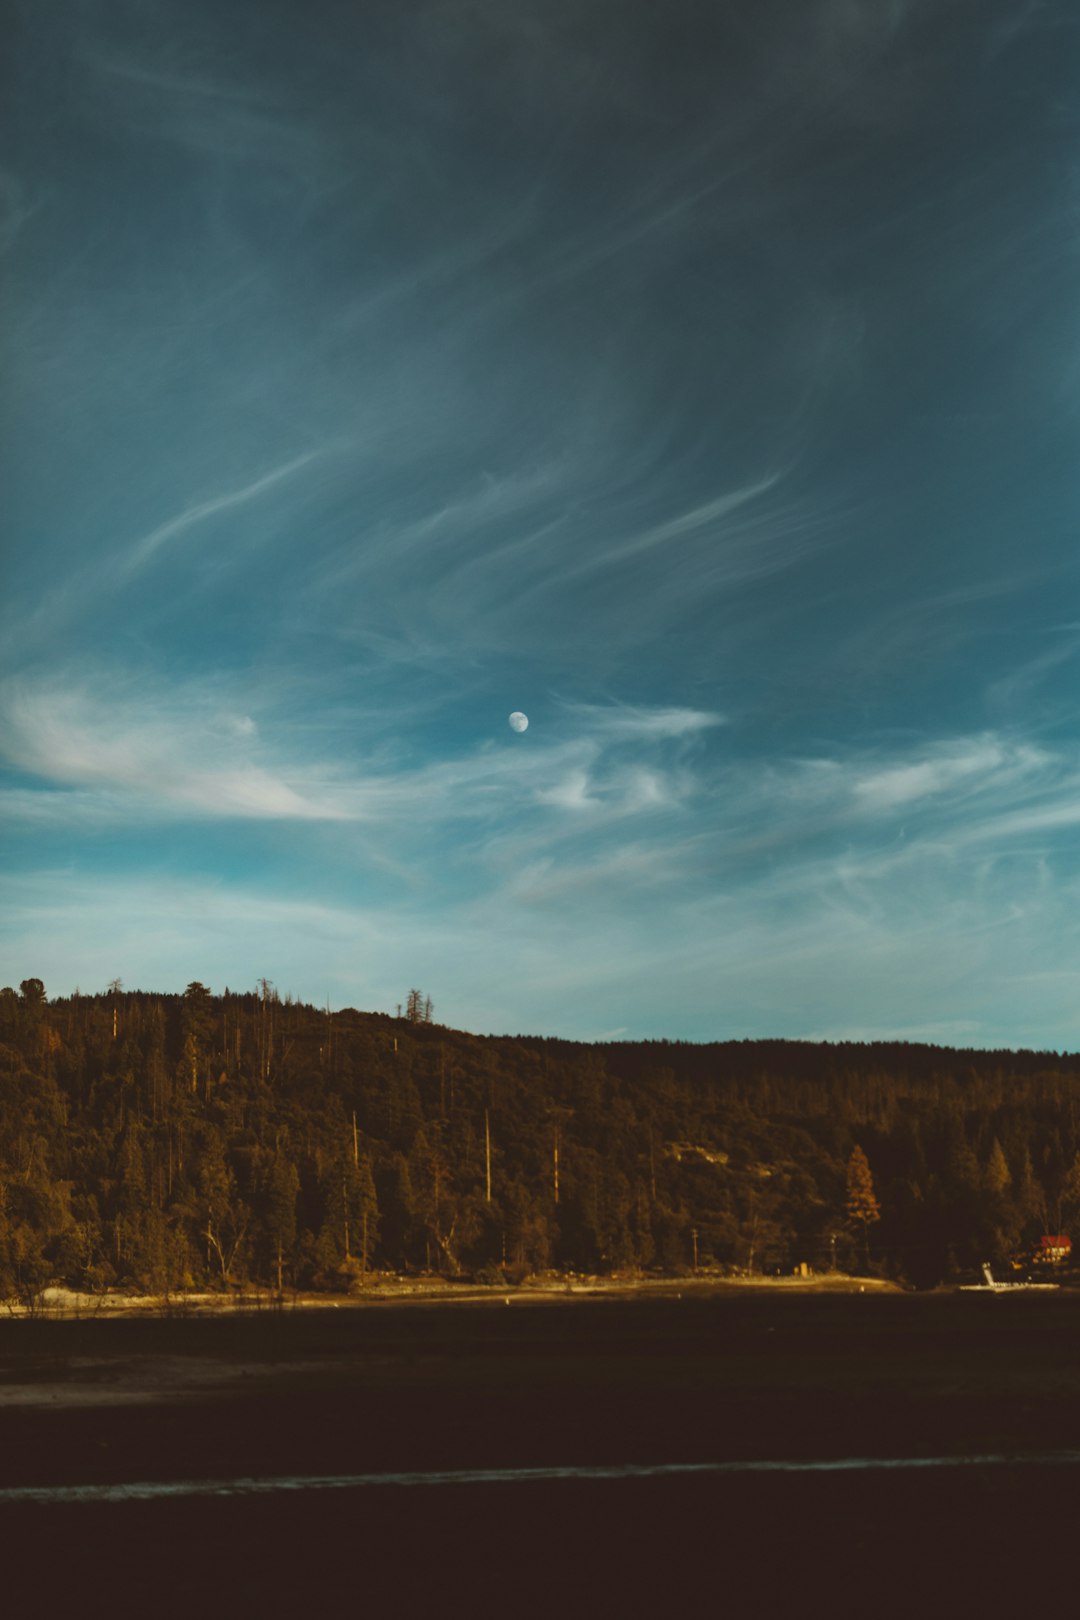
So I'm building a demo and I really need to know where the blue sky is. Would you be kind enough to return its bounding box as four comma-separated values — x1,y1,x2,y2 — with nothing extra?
3,0,1079,1046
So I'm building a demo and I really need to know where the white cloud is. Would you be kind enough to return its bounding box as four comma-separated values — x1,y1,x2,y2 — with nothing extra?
852,739,1010,812
8,667,1080,1049
962,798,1080,844
8,804,1080,1049
557,701,724,741
536,768,598,811
616,766,678,811
0,676,718,836
0,675,349,822
226,715,258,738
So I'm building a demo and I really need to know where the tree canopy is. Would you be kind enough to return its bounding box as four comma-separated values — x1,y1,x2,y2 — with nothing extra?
1,981,1078,1299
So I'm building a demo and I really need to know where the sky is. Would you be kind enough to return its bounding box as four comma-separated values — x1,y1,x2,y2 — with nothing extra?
3,0,1079,1047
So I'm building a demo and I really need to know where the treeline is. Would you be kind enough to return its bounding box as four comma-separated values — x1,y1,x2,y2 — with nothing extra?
3,977,1080,1298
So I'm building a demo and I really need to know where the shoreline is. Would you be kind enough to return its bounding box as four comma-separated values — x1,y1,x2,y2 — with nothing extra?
8,1270,902,1320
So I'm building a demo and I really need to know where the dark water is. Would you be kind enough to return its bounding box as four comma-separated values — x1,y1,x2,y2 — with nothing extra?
5,1448,1080,1503
6,1293,1080,1615
6,1462,1076,1620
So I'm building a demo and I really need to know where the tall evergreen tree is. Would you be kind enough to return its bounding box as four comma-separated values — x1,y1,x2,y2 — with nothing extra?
845,1144,881,1270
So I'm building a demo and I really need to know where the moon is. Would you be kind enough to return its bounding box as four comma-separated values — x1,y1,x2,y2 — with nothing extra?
508,711,529,733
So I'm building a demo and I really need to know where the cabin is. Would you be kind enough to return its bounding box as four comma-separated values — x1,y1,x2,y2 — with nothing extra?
1034,1235,1072,1266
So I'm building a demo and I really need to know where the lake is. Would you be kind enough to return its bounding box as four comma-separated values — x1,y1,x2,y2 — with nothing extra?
3,1289,1079,1615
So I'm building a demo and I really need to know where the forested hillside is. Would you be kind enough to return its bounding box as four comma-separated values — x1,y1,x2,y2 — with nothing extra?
3,978,1080,1298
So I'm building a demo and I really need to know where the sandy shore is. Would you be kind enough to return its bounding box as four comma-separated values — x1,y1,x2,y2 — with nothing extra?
12,1268,902,1320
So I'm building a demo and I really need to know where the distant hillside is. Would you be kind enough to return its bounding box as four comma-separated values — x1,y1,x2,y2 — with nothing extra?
3,978,1080,1298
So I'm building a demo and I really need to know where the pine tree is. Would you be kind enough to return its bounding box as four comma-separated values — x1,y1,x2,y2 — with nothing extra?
845,1144,881,1270
356,1157,379,1276
403,989,434,1025
985,1138,1011,1196
1060,1151,1080,1225
265,1152,299,1293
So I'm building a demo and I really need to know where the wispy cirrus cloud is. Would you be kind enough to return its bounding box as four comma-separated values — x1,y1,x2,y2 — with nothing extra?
0,169,43,256
7,799,1080,1048
555,701,724,741
0,674,349,822
6,1,1080,1046
11,672,1070,888
0,674,719,834
118,450,326,579
6,710,1080,1046
851,737,1048,814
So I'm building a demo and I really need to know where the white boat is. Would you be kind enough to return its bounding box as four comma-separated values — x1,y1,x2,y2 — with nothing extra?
957,1262,1058,1292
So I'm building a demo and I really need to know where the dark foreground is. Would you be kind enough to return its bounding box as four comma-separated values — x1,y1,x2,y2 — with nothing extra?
4,1290,1080,1617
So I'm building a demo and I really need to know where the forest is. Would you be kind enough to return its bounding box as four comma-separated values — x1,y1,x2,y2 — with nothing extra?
3,976,1080,1299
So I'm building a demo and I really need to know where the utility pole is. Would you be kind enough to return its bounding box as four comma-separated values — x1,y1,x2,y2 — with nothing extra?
352,1111,359,1168
691,1227,699,1273
546,1106,573,1207
485,1109,492,1204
